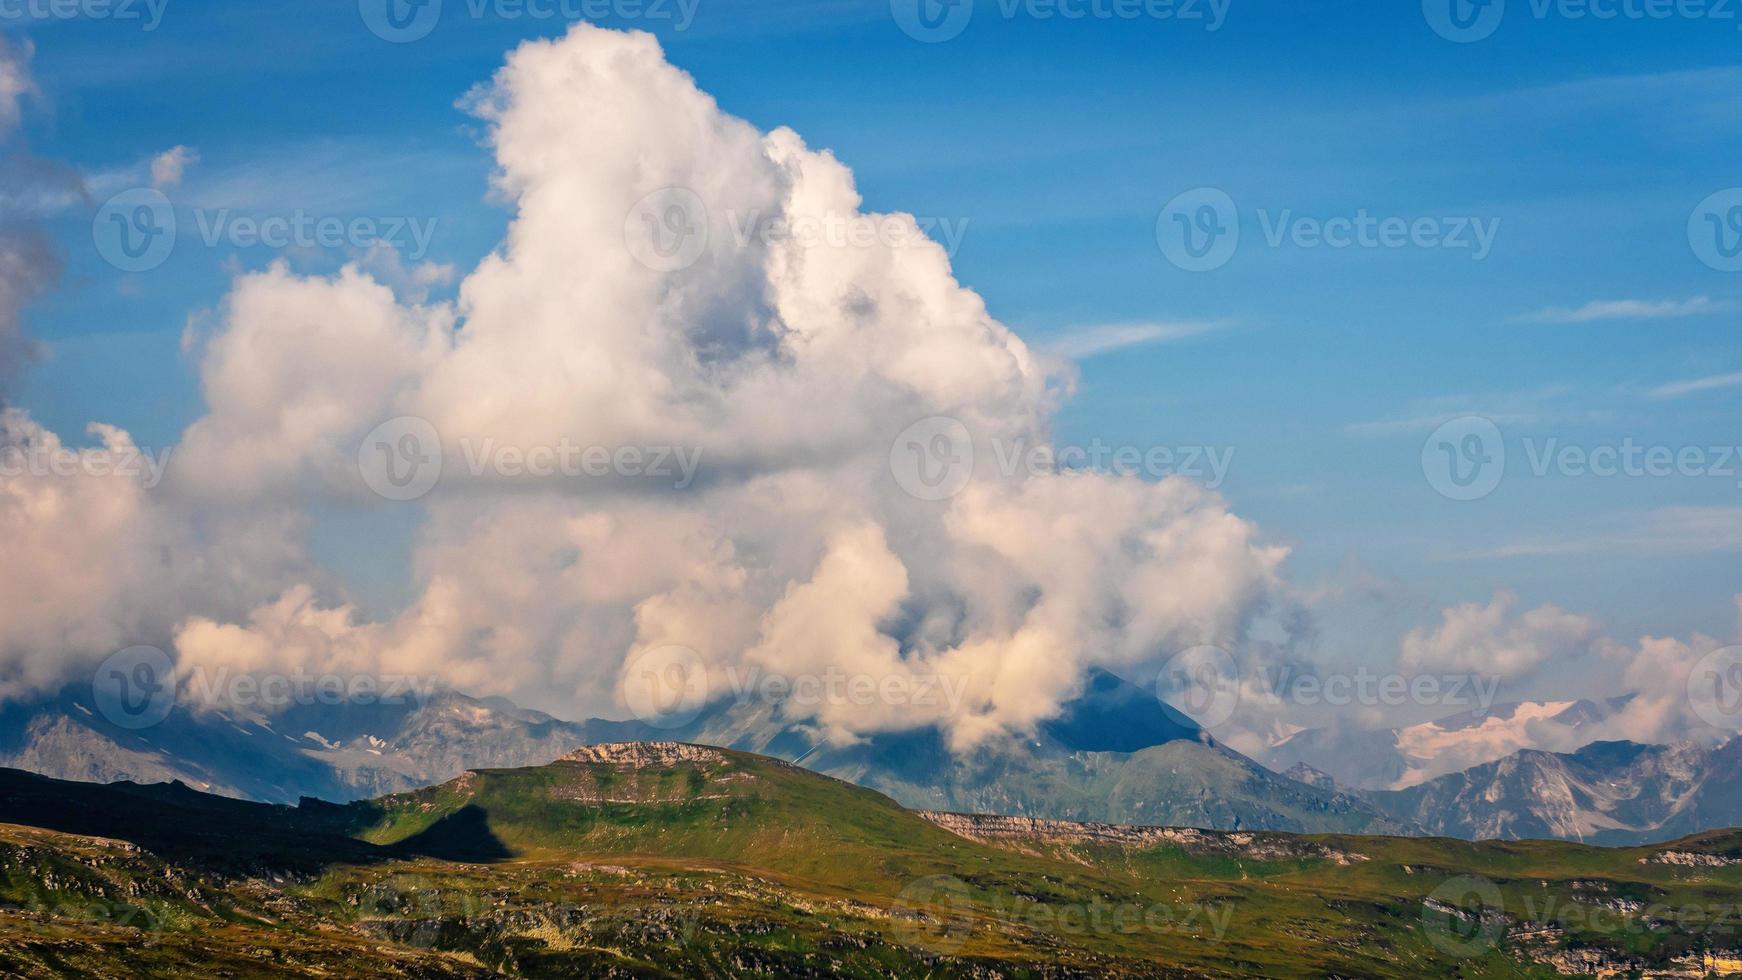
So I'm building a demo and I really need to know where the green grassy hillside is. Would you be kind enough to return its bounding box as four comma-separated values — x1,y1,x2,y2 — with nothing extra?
4,744,1742,977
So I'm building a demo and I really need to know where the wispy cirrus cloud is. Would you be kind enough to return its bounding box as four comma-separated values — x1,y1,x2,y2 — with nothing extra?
1344,385,1603,437
1510,295,1731,325
1037,320,1226,360
1648,371,1742,400
1466,507,1742,559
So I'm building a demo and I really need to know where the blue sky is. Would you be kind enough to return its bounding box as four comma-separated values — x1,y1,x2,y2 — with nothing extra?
8,0,1742,682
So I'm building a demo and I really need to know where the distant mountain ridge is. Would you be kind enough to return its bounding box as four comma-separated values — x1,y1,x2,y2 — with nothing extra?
0,668,1406,834
1366,737,1742,845
0,685,613,803
1263,695,1636,790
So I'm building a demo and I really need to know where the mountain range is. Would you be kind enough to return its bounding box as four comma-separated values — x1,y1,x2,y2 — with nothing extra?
1367,738,1742,845
0,668,1405,835
8,670,1742,844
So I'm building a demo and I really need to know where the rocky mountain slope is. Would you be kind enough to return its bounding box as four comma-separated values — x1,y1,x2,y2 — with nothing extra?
657,668,1408,834
1368,738,1742,844
0,686,622,803
1263,696,1634,791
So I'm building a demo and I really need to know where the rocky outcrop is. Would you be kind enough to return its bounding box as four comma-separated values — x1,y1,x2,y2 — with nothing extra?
1642,849,1742,867
916,810,1369,863
561,742,729,768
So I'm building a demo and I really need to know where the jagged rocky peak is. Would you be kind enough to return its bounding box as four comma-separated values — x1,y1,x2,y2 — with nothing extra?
561,742,728,768
1283,762,1336,790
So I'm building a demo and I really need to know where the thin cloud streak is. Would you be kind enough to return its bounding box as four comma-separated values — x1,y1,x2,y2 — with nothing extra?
1344,385,1595,437
1038,320,1226,360
1649,371,1742,400
1462,507,1742,559
1511,296,1730,324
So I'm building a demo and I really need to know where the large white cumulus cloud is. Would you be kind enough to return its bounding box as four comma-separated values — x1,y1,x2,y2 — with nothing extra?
159,25,1289,748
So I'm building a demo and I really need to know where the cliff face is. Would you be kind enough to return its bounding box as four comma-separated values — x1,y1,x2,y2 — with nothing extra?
915,810,1370,864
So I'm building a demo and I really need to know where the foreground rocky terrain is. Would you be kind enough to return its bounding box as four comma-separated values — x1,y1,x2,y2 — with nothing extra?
3,742,1742,976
